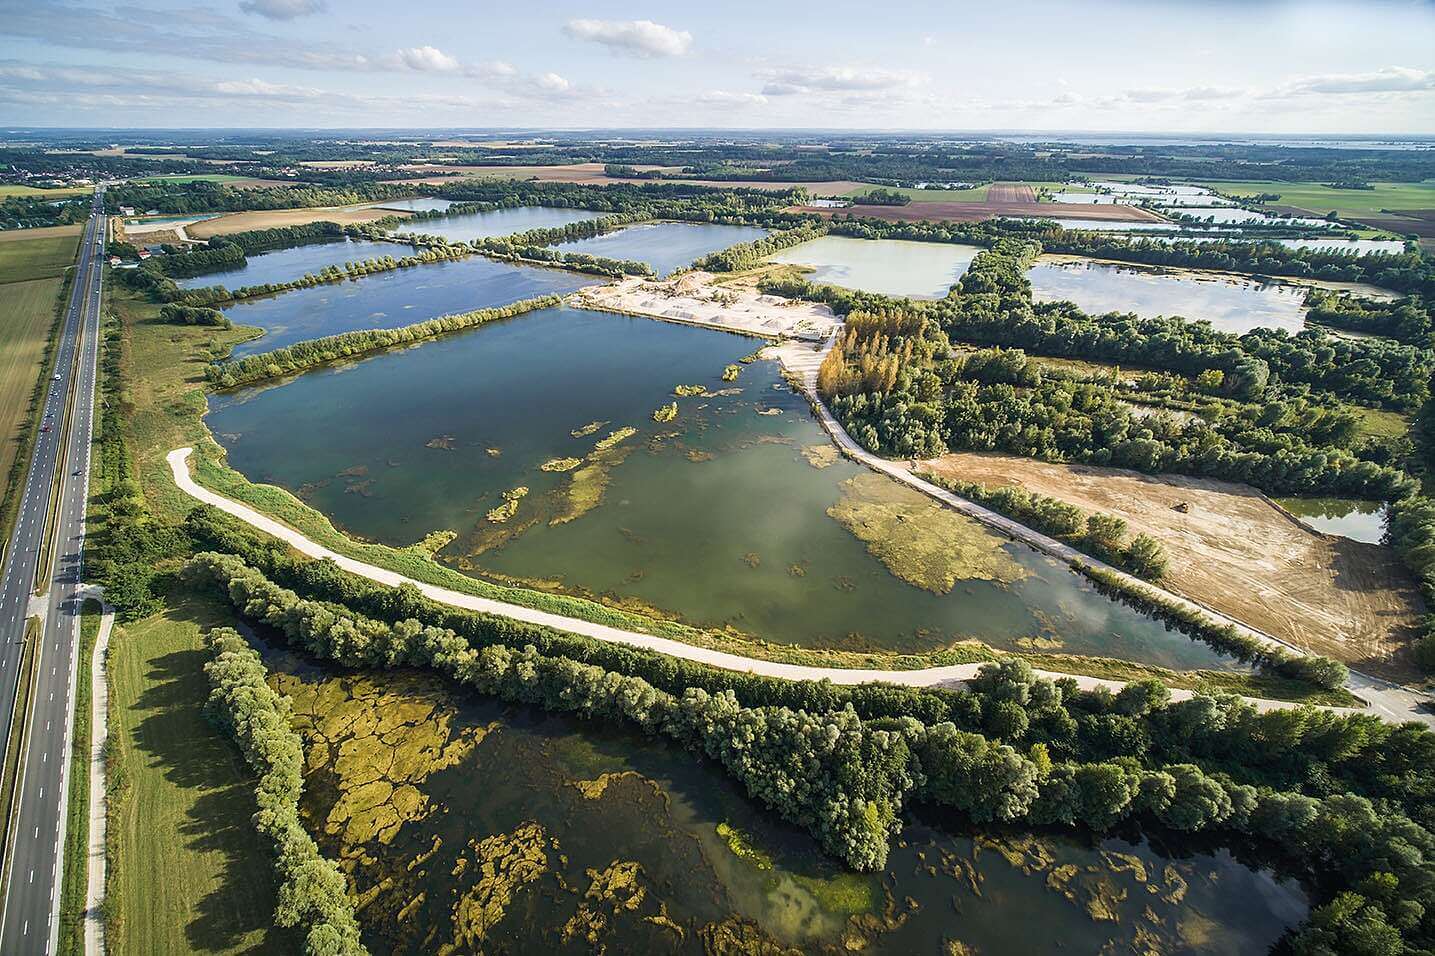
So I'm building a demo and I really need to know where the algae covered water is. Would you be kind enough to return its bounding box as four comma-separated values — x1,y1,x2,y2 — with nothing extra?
266,661,1307,955
209,304,1245,671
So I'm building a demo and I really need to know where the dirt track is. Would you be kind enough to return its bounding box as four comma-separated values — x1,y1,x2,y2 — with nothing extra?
919,452,1424,681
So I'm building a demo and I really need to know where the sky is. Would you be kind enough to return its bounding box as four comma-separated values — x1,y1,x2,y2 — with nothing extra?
0,0,1432,133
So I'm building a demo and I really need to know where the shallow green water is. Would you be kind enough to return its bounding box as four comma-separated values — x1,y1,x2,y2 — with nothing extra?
767,236,982,298
209,305,1241,671
269,662,1307,955
1277,497,1388,544
1029,259,1309,333
221,256,595,357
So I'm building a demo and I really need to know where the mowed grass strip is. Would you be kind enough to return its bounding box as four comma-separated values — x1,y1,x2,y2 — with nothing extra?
107,588,292,955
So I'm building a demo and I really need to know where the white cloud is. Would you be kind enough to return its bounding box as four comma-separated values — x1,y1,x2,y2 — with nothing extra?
211,77,324,99
1277,66,1435,95
563,19,693,58
394,45,459,73
699,90,768,107
237,0,325,20
757,67,925,96
535,72,570,93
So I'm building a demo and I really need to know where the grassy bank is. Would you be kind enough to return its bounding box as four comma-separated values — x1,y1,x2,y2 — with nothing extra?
104,587,291,955
57,598,103,956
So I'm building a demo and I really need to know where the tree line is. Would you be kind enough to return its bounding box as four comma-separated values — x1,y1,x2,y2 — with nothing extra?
206,294,562,388
203,628,367,955
915,470,1169,580
692,223,828,272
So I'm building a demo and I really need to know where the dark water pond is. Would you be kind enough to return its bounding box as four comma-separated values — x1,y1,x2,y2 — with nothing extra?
174,237,402,290
219,256,596,358
266,661,1308,955
387,205,601,244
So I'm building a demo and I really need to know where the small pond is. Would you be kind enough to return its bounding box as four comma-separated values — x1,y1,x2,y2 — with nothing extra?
767,236,982,298
553,222,770,277
1029,258,1309,333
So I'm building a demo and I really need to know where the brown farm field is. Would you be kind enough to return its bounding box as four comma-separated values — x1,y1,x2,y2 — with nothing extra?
797,199,1167,224
919,451,1424,681
185,204,412,238
388,162,869,195
0,224,84,243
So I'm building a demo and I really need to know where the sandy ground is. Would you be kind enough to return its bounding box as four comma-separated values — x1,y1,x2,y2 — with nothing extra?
919,451,1424,681
794,201,1167,224
573,271,840,341
185,204,412,238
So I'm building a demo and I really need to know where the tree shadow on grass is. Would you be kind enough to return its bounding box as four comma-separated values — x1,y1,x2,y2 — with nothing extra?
124,595,299,953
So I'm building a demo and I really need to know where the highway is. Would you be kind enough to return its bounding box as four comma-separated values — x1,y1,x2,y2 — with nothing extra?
0,190,106,955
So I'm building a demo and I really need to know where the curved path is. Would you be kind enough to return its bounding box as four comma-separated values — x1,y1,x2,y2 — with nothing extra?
171,447,1381,720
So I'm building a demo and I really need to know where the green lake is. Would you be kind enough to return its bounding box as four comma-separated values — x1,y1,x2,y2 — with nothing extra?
1276,498,1388,545
766,236,982,298
265,660,1308,955
209,304,1244,671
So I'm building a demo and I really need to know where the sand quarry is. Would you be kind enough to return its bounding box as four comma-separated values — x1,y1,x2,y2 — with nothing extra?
919,451,1424,681
573,271,841,342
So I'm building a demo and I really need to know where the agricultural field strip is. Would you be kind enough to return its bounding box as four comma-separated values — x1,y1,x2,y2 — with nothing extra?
170,446,1385,722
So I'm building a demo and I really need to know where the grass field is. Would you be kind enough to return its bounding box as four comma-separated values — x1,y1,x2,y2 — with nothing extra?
0,185,92,198
106,588,292,955
1195,180,1435,218
0,232,82,283
186,204,407,238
